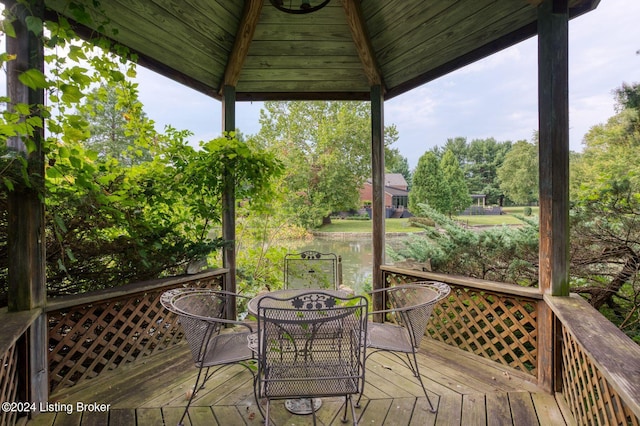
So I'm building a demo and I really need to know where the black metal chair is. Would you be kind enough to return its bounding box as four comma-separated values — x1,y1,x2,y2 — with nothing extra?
256,291,368,425
160,288,259,426
360,282,450,412
284,250,340,290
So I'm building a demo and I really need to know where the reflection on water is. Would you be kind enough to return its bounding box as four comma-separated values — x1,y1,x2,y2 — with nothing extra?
282,236,410,295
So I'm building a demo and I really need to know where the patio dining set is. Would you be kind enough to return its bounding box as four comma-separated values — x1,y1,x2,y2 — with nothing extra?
160,251,450,426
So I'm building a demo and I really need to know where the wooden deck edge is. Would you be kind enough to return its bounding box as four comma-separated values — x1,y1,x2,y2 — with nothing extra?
422,338,539,386
554,392,578,426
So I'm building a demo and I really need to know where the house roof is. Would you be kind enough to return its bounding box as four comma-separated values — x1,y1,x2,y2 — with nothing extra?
385,186,408,197
384,173,408,188
41,0,599,102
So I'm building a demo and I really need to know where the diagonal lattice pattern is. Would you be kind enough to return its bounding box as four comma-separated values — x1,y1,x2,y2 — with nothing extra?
560,326,640,426
0,342,18,426
47,274,224,393
385,271,538,375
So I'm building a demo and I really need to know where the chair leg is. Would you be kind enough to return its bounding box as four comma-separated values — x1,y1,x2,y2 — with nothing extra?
265,399,271,426
341,395,358,425
408,352,436,413
178,365,209,426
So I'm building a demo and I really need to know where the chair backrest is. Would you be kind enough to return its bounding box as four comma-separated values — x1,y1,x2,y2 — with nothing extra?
284,250,339,290
160,288,228,364
387,282,450,348
257,291,367,399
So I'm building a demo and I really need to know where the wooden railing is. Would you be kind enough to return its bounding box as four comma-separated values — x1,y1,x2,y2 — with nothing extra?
382,265,640,425
382,266,541,376
45,269,228,393
548,295,640,426
0,308,41,426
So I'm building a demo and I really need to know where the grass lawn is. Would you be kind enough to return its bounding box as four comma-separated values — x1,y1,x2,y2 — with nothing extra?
454,206,538,226
318,207,539,232
318,218,424,233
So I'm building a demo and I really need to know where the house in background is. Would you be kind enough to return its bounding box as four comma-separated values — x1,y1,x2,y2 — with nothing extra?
359,173,411,218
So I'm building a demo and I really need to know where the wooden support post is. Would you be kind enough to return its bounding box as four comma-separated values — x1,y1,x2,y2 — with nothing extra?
5,0,48,409
537,0,569,393
221,85,237,321
371,85,385,319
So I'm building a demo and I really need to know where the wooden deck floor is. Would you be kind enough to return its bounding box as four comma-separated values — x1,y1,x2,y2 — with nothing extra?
27,339,573,426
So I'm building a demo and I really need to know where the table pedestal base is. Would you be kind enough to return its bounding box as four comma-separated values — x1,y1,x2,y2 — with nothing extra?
284,398,322,415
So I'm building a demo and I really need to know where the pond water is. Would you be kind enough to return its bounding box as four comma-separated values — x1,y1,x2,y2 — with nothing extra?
283,235,414,294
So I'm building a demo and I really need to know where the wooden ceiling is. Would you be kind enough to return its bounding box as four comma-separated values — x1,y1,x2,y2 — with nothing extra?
43,0,599,101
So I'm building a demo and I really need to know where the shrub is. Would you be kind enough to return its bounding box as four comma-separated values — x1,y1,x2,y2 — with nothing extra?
523,206,532,216
408,216,435,228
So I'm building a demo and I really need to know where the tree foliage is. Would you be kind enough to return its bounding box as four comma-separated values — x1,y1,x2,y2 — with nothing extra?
256,101,400,228
77,83,154,166
440,149,470,215
497,140,539,205
390,203,539,284
0,9,283,303
408,151,451,215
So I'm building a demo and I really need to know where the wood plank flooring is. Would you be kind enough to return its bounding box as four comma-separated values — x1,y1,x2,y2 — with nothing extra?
25,339,574,426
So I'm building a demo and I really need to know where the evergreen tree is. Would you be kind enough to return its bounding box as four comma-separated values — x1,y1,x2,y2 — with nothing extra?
440,149,470,215
409,151,451,215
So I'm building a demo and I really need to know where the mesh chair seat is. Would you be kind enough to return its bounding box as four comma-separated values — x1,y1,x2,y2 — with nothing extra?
366,322,413,353
264,362,360,397
197,330,254,367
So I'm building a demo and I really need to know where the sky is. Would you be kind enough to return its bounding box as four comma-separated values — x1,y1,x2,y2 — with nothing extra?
131,0,639,169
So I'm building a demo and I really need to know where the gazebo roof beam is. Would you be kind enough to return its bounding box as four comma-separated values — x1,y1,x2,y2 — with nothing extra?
221,0,264,93
342,0,384,90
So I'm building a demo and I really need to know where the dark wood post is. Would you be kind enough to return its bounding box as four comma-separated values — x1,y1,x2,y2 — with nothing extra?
371,85,385,319
537,0,569,393
5,0,48,408
221,85,237,321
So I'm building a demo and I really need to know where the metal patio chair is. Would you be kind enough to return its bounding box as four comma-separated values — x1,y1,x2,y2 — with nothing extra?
284,250,340,290
360,282,450,412
160,288,259,426
256,291,368,425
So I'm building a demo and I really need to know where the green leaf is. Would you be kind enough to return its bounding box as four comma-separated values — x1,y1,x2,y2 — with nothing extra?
57,258,67,272
69,155,82,169
46,167,63,179
25,16,43,36
18,69,49,89
65,248,76,262
54,215,68,233
58,146,70,158
3,177,14,191
1,20,16,38
60,84,84,103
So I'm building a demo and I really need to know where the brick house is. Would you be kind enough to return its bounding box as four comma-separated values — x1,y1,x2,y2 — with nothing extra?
359,173,410,217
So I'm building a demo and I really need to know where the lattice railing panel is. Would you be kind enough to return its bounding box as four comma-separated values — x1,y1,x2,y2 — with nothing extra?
560,325,640,426
47,273,224,393
0,342,19,426
384,270,538,375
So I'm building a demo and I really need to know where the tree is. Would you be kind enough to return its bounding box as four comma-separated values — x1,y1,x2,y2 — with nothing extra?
256,101,396,228
440,149,470,215
465,138,512,204
78,83,154,166
408,151,451,215
568,86,640,341
497,140,539,205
